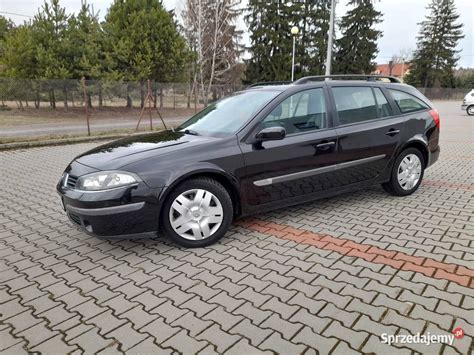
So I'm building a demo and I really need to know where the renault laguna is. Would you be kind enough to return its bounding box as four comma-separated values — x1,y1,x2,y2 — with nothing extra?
57,75,440,247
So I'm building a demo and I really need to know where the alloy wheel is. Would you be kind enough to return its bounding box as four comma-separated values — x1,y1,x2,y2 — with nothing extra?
169,188,224,240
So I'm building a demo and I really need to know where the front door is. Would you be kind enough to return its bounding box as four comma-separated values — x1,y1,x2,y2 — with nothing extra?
239,87,340,208
331,85,405,186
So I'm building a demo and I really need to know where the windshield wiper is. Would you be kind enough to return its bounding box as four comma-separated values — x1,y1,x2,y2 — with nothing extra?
183,129,200,136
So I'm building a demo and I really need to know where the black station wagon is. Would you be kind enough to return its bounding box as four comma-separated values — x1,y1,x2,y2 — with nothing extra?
57,75,440,247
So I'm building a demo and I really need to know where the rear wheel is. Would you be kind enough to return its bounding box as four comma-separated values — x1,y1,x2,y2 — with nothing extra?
467,105,474,116
161,177,233,247
382,148,425,196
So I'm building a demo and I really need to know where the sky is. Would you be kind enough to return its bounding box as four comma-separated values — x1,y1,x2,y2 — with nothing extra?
1,0,473,68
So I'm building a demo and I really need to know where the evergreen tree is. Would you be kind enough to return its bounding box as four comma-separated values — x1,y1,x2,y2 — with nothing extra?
103,0,190,83
33,0,73,80
297,0,331,76
244,0,291,83
333,0,382,74
405,0,464,88
68,2,106,80
244,0,331,83
2,24,37,78
0,16,14,60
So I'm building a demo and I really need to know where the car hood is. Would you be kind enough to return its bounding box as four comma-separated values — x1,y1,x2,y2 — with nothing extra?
75,130,217,170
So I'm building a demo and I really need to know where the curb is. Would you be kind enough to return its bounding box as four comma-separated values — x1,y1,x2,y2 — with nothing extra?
0,132,151,151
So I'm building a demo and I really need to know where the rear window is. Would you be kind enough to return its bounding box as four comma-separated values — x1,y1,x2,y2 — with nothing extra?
389,89,429,113
333,87,378,125
373,88,392,118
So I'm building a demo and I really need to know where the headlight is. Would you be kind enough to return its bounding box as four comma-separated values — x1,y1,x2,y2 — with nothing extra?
76,171,139,191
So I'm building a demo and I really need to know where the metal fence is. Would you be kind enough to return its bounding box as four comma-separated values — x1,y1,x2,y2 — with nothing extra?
0,77,246,110
0,77,468,141
0,77,466,110
416,87,468,101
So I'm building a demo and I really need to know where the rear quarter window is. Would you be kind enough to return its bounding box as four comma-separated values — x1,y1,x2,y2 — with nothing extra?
388,89,429,113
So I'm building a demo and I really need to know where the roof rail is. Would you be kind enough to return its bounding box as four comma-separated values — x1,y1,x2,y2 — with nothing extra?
247,81,292,88
293,75,401,84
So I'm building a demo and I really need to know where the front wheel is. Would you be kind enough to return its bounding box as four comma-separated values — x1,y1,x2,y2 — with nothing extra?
382,148,425,196
161,177,233,248
467,105,474,116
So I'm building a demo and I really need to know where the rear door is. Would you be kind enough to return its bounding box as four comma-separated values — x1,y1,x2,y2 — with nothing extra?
330,85,405,186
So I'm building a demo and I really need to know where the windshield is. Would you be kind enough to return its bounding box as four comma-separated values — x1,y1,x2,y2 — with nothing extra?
178,90,279,136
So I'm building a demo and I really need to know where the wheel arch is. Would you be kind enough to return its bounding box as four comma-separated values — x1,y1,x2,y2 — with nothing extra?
396,137,430,168
157,168,242,224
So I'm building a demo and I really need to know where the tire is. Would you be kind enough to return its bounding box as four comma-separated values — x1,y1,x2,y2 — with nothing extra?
382,148,425,196
161,177,233,248
467,105,474,116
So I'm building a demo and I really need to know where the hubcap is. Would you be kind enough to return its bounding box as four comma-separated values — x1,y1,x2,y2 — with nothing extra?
397,154,422,190
468,107,474,114
169,189,223,240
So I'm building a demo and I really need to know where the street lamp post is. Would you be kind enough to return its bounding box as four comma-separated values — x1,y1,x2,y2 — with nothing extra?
291,26,299,82
325,0,336,77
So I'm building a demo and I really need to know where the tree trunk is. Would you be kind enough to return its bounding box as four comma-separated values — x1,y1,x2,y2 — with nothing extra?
98,86,103,107
140,81,145,108
126,85,132,108
63,87,68,109
35,91,40,109
50,89,56,109
187,83,192,109
159,87,163,108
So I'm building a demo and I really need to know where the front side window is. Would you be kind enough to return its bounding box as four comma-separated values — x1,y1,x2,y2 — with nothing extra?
389,89,429,113
333,86,378,125
262,88,327,134
179,90,279,136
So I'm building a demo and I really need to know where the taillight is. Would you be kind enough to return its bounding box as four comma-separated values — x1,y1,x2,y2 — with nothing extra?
429,109,440,129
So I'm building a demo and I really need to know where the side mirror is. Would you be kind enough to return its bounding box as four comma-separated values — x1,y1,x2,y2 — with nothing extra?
255,126,286,141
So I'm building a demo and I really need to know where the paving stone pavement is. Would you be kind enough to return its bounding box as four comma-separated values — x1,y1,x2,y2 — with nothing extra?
0,101,473,354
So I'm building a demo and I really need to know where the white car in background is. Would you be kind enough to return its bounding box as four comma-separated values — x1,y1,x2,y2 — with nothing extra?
461,89,474,115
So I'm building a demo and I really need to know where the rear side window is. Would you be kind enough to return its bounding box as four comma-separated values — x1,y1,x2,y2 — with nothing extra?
373,88,392,118
333,87,378,125
389,89,429,113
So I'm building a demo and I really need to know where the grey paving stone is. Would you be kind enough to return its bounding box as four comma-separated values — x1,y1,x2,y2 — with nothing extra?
259,333,306,354
105,322,147,351
323,321,369,350
172,311,213,337
1,115,472,354
162,329,209,354
140,317,180,344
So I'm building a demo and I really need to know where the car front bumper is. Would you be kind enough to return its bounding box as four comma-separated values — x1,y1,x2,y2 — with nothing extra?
57,162,163,238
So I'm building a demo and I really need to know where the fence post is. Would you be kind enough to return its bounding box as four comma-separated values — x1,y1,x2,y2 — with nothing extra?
148,79,153,131
81,77,91,136
173,84,176,109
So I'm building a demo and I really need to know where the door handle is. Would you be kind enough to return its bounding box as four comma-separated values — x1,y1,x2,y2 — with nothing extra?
315,142,336,149
385,129,400,137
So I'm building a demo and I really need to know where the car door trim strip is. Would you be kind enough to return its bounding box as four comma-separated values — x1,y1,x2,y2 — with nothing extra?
253,154,386,186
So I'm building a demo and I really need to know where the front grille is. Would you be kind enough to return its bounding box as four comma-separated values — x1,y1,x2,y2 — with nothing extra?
66,174,78,189
68,213,81,225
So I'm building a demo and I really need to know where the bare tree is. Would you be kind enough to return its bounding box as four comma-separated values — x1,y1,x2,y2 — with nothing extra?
390,48,413,81
182,0,243,105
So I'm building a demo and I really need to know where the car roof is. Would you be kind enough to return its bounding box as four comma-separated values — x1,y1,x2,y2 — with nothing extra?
246,75,403,92
246,80,407,92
